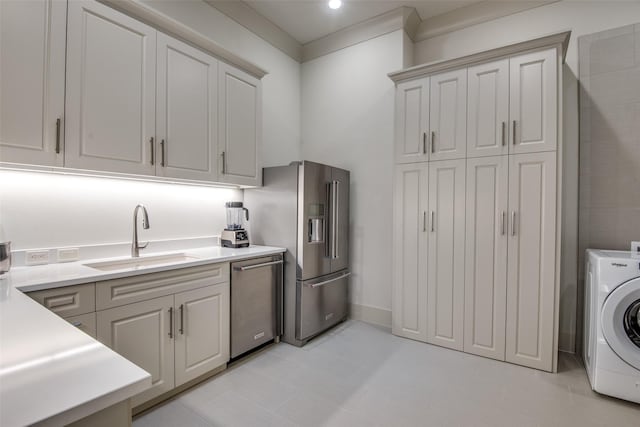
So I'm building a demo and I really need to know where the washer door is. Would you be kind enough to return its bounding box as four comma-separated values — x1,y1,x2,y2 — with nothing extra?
601,277,640,370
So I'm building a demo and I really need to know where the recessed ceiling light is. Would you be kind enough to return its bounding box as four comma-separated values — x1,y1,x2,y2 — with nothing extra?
328,0,342,10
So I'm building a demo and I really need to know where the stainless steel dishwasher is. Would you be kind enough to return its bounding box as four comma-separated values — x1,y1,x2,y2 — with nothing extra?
230,254,283,358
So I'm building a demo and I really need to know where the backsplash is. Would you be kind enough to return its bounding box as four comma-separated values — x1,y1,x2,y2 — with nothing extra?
0,170,242,253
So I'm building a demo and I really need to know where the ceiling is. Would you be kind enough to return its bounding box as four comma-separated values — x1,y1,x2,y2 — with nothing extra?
242,0,479,45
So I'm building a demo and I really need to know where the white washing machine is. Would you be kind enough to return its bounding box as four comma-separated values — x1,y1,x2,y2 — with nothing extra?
584,249,640,404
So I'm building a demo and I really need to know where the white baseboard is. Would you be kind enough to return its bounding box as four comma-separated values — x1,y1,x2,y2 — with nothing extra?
349,303,392,330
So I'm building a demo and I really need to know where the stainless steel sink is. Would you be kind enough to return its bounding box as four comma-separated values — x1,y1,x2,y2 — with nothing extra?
84,253,200,272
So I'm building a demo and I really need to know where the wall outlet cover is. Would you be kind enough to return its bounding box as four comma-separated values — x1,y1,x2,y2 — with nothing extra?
57,248,80,262
25,250,50,265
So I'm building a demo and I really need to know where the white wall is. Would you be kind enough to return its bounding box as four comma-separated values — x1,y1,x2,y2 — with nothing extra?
301,30,404,315
140,0,301,167
413,0,640,352
0,170,241,250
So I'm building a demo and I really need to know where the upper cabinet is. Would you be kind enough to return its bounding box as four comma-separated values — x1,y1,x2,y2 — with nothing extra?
2,0,263,186
429,69,467,161
65,0,157,175
156,33,219,182
467,59,509,158
394,78,429,164
218,63,262,187
0,0,66,166
509,49,557,153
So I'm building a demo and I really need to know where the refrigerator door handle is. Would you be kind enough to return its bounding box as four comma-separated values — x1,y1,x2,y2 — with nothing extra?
325,182,332,258
332,180,339,259
306,271,351,288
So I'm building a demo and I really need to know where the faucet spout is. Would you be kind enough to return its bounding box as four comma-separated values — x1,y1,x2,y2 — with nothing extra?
132,204,150,257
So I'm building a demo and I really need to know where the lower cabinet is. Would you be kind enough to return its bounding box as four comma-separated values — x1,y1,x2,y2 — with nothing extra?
97,282,230,407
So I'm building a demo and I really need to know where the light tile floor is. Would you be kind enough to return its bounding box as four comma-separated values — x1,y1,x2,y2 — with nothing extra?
134,320,640,427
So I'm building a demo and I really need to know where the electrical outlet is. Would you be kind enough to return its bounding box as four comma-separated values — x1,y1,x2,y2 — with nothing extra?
631,241,640,256
57,248,79,262
25,250,50,265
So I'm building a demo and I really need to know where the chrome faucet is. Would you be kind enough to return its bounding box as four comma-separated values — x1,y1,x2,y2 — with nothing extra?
132,204,150,257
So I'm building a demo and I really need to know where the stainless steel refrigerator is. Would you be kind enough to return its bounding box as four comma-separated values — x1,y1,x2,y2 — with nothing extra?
245,161,350,347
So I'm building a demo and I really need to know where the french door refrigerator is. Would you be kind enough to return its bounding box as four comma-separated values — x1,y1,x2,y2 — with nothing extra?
245,161,350,346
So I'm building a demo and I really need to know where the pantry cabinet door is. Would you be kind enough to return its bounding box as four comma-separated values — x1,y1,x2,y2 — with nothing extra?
464,156,508,360
509,48,557,154
156,33,219,182
65,0,156,175
218,63,261,186
97,295,175,406
467,59,509,158
0,0,65,166
506,152,557,371
394,78,429,164
392,163,428,342
427,159,465,350
174,283,230,387
429,69,467,161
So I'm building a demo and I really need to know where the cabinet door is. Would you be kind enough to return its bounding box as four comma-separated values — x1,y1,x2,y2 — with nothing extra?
174,283,229,387
97,295,174,406
506,152,556,371
0,0,65,166
156,33,218,181
392,163,428,342
464,156,508,360
509,48,557,153
467,60,509,158
429,69,467,161
394,78,429,164
218,63,261,186
65,0,156,175
427,159,465,350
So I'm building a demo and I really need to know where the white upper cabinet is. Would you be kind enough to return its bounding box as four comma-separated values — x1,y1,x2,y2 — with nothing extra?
394,78,429,164
429,69,467,161
509,48,557,153
65,0,156,175
392,163,429,342
506,152,557,371
156,33,219,181
0,0,66,166
427,159,466,351
218,63,262,186
464,156,508,360
467,59,509,158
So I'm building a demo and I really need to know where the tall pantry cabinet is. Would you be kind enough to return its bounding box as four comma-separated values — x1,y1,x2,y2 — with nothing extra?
390,32,568,372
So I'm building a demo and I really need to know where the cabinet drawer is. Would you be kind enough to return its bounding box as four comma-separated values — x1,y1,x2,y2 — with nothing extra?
96,263,229,310
27,283,96,317
65,312,97,339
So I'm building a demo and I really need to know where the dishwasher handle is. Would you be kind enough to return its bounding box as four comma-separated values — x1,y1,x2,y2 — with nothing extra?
233,259,283,271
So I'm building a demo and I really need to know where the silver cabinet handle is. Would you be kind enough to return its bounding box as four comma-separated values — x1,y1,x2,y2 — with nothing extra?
221,151,226,174
160,139,166,167
234,259,283,271
55,118,61,154
431,211,435,232
501,211,506,235
168,307,173,339
307,272,351,288
179,304,184,335
333,180,340,259
501,122,506,146
511,211,516,236
150,136,155,165
422,132,426,154
512,120,516,145
431,131,435,154
423,211,427,232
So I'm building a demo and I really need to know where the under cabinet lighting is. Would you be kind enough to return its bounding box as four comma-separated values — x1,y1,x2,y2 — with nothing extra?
328,0,342,10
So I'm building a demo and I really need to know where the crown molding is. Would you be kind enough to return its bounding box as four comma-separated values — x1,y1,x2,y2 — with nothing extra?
99,0,268,78
204,0,303,62
414,0,560,42
389,30,571,83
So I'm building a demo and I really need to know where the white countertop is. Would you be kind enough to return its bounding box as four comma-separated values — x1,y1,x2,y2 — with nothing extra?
0,245,285,427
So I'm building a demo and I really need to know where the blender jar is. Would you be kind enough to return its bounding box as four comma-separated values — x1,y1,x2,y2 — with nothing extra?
225,202,249,230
